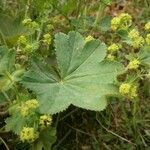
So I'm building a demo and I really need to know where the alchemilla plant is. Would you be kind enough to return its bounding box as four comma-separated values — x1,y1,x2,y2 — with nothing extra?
0,1,150,148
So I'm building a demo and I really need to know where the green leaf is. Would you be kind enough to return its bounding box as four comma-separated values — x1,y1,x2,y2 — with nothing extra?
62,0,78,15
0,14,28,46
0,47,24,92
5,113,25,135
0,92,7,104
101,0,112,5
33,127,56,150
100,16,112,32
22,31,124,114
138,46,150,67
0,47,16,92
0,47,15,73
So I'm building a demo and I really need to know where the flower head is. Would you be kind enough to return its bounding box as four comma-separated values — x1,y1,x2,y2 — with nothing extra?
22,18,39,29
85,35,94,42
22,18,32,26
144,22,150,32
119,83,138,99
119,13,132,23
17,35,27,45
130,85,138,99
119,83,131,95
128,29,139,39
20,99,39,117
24,44,33,53
20,127,39,143
132,36,144,48
39,115,52,128
127,59,140,70
107,43,121,53
128,29,144,48
43,33,52,45
25,99,39,109
111,17,121,31
146,34,150,45
107,54,115,61
111,13,132,31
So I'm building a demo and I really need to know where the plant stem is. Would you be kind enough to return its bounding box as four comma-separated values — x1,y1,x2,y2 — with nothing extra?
4,72,18,98
0,137,10,150
96,113,136,146
2,91,11,103
93,3,106,28
25,0,30,18
132,98,138,131
0,31,8,48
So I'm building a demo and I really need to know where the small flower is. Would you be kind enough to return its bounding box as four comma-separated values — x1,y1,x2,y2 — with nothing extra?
119,83,138,99
107,54,115,61
111,17,121,31
85,35,94,42
43,33,52,45
20,99,39,117
22,18,39,29
24,44,33,53
127,59,140,70
22,18,32,26
119,83,131,95
119,13,132,24
146,34,150,45
20,127,39,143
20,106,29,117
39,115,52,128
25,99,39,109
132,36,144,48
144,22,150,32
107,43,121,53
130,85,138,99
111,13,132,31
128,29,139,39
17,35,27,45
128,29,144,48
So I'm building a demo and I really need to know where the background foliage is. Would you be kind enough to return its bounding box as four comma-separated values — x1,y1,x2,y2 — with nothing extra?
0,0,150,150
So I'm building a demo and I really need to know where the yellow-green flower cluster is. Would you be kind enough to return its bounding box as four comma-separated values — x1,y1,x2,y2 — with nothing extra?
146,34,150,45
119,83,131,95
20,127,39,143
107,43,121,53
111,13,132,31
17,35,27,45
127,58,140,70
17,35,34,54
128,29,139,39
22,18,39,29
19,99,39,117
43,33,52,45
24,44,33,53
144,22,150,32
106,54,115,61
128,29,144,48
111,17,120,31
119,83,138,99
39,115,52,128
85,35,94,43
132,37,144,48
130,85,138,98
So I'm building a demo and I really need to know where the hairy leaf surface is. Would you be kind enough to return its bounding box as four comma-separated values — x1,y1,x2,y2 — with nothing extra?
22,31,124,114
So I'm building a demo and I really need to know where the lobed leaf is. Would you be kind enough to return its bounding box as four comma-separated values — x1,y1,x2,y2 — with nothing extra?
22,31,124,114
